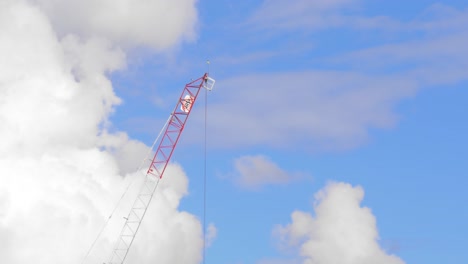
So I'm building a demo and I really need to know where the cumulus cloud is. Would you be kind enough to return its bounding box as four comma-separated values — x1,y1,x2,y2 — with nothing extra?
0,1,207,263
121,164,205,264
31,0,198,49
231,155,296,189
274,182,404,264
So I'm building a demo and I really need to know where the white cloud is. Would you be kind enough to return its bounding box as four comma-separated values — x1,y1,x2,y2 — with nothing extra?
0,1,207,263
257,258,301,264
31,0,198,50
191,4,468,152
274,182,404,264
248,0,403,32
232,155,295,189
205,222,218,247
250,0,358,30
0,0,117,156
122,164,204,264
335,32,468,87
197,71,417,151
324,4,468,93
409,3,468,33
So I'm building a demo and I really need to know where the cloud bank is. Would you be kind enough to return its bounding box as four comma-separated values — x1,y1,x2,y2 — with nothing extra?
0,0,205,263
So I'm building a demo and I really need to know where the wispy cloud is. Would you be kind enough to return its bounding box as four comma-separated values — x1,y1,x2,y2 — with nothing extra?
331,33,468,86
327,5,468,87
193,71,417,151
205,223,218,247
183,3,468,152
256,258,301,264
246,0,408,33
248,0,359,30
230,155,298,189
215,51,278,66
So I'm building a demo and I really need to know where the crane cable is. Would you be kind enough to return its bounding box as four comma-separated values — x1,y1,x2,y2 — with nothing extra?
203,79,207,264
203,61,210,264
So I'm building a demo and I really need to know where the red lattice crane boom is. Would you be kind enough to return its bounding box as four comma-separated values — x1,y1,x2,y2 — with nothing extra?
108,73,215,264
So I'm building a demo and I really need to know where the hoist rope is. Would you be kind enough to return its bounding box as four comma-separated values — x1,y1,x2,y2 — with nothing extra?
203,67,209,264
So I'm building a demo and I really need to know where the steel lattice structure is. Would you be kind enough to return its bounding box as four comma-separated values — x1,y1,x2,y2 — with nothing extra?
108,73,215,264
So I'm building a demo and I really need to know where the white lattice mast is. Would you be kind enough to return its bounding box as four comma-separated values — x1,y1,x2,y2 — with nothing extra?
108,74,215,264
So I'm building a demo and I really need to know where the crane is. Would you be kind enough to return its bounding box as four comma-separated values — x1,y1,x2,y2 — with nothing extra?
108,73,215,264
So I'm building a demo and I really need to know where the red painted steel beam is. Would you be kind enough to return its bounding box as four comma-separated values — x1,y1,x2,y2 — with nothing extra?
147,73,208,179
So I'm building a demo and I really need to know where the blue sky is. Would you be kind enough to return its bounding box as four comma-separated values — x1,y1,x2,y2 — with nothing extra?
104,1,468,263
4,0,466,263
